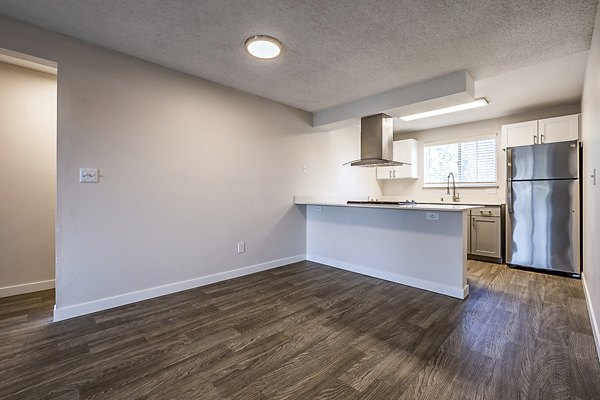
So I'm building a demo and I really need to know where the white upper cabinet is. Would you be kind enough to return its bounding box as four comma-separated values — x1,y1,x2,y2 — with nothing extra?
376,166,394,180
501,121,538,148
392,139,418,179
376,138,418,180
538,114,579,144
502,114,580,148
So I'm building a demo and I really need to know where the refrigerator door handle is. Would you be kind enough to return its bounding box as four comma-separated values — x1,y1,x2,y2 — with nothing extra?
507,181,513,213
506,146,513,214
506,147,512,180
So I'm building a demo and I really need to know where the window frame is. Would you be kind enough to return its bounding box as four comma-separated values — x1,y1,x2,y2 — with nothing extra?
422,134,498,189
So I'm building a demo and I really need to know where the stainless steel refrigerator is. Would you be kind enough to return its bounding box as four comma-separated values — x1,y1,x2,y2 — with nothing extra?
506,140,580,276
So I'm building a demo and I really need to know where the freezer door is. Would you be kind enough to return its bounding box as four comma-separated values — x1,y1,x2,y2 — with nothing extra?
508,140,579,181
506,180,580,274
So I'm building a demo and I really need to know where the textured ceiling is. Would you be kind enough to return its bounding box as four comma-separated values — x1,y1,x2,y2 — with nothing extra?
396,51,588,132
0,0,597,112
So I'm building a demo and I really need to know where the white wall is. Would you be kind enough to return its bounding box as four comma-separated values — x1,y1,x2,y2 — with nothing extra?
0,61,56,297
581,5,600,356
293,126,382,200
384,104,581,204
0,15,379,319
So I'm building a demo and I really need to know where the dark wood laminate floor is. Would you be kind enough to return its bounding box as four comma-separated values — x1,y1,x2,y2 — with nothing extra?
1,260,599,400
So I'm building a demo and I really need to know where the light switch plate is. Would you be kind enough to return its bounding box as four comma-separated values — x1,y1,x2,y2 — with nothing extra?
237,241,245,254
79,168,99,183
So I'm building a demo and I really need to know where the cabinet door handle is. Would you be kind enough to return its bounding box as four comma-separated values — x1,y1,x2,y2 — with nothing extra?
541,134,545,143
393,170,396,178
389,170,392,178
472,218,476,228
533,135,537,144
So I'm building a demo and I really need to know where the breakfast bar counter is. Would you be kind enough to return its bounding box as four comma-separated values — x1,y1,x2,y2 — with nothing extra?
295,198,483,299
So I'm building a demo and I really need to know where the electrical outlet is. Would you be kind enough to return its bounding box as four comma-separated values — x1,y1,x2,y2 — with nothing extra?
237,242,245,254
79,168,99,183
426,212,439,221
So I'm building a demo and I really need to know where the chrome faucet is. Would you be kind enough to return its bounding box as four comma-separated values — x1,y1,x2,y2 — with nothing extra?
447,172,460,202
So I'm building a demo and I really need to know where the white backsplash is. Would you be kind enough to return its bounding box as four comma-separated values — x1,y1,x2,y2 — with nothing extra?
379,182,503,205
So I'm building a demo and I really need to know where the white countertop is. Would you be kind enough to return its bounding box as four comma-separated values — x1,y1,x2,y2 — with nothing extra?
367,197,504,207
295,198,482,212
411,201,504,207
294,196,503,208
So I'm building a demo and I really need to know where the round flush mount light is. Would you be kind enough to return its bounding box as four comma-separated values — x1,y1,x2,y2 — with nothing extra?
245,35,282,60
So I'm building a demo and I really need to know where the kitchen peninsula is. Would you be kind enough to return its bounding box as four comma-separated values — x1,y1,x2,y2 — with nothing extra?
295,198,482,299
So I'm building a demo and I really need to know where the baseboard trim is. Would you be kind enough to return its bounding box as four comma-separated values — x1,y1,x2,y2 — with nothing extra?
582,273,600,363
0,279,55,298
307,254,468,299
53,254,305,322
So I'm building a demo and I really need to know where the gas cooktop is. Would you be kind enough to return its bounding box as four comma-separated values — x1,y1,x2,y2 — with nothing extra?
346,200,417,205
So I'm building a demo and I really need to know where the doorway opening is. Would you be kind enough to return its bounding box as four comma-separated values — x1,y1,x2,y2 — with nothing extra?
0,48,58,307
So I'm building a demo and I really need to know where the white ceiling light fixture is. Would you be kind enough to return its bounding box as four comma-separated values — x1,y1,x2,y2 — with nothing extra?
245,35,283,60
399,98,489,121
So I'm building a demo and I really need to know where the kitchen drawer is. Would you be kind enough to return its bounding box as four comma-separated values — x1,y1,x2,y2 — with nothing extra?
472,206,501,217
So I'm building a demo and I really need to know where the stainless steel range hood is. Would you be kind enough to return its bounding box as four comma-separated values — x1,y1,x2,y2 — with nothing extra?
344,114,409,167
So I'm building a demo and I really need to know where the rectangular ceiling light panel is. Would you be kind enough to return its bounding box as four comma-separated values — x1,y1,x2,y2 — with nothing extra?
399,98,488,121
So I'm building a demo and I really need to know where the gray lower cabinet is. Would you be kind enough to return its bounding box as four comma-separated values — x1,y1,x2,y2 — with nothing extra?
467,206,504,263
471,216,501,258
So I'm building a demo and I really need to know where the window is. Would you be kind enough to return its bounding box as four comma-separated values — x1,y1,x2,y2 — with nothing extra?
423,134,497,187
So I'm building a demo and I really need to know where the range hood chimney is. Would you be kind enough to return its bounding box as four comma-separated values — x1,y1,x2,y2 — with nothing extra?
344,113,410,167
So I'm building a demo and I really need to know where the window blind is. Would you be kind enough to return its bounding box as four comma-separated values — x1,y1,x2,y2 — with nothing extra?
424,135,497,186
